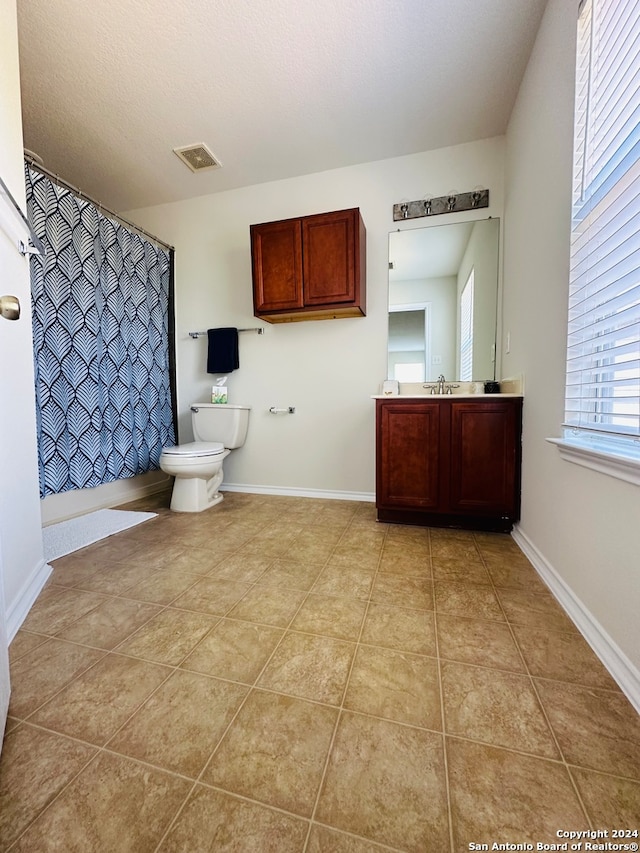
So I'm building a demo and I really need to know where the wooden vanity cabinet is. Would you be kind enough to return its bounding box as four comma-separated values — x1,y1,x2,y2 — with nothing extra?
251,208,366,322
376,397,522,532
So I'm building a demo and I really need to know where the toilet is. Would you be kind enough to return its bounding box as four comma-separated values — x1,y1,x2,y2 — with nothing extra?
160,403,250,512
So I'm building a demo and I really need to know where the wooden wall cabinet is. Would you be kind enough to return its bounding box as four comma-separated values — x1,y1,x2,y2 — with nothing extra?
376,397,523,532
251,208,366,322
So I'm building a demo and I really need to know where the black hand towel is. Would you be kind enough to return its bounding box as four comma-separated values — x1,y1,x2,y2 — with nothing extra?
207,327,239,373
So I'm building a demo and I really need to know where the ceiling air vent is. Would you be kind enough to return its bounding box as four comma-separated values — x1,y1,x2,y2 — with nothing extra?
173,143,221,173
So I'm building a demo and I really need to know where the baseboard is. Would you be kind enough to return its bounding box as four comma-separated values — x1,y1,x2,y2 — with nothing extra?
512,525,640,714
6,558,52,643
221,483,376,503
41,473,172,526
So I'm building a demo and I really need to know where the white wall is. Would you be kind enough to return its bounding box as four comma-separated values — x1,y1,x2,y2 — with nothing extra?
0,0,50,638
503,0,640,685
128,139,505,498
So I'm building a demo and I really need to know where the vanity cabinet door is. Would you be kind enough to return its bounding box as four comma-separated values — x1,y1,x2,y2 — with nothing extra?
376,400,442,510
250,218,304,313
251,208,366,322
449,400,522,518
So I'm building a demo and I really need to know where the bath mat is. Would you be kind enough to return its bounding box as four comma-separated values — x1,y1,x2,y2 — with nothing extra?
43,509,157,562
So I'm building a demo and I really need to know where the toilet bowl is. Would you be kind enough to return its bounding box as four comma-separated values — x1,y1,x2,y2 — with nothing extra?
160,404,250,512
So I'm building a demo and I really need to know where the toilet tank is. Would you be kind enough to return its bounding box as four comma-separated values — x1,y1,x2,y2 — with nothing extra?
191,403,250,448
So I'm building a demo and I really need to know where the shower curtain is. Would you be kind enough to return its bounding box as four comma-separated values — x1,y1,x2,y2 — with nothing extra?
25,164,176,497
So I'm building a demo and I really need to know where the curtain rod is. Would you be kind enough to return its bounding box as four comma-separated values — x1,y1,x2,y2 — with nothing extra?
24,155,175,252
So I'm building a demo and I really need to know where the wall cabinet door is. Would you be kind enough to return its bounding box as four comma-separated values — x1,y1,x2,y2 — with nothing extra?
251,218,304,313
375,397,522,531
251,208,365,322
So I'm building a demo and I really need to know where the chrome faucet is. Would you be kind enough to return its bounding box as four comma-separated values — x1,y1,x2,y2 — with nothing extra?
422,374,460,395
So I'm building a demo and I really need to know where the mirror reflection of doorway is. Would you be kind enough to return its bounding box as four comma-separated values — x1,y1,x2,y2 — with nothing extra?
388,303,431,382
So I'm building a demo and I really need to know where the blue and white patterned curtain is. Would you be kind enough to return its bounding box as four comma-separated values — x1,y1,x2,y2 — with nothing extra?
25,164,176,497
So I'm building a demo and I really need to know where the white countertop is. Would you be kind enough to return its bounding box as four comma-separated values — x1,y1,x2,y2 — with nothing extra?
372,393,523,399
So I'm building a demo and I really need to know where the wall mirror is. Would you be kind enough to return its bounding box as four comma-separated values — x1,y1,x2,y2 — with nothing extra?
388,217,499,383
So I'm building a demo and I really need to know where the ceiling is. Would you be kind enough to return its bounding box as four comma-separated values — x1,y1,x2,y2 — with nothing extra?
16,0,548,213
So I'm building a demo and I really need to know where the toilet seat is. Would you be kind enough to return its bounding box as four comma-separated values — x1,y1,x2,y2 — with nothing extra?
161,441,225,459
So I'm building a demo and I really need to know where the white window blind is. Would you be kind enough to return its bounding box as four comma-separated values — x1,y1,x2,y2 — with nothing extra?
564,0,640,448
459,269,474,381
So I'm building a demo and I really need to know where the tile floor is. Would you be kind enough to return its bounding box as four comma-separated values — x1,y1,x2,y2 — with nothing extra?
1,490,639,852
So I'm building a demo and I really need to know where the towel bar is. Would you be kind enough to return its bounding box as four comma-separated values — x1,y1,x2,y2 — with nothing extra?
189,328,264,338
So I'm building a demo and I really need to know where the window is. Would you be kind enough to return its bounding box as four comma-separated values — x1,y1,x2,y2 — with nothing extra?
459,269,474,382
553,0,640,484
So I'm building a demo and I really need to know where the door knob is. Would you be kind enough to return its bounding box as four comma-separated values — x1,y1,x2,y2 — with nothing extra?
0,295,20,321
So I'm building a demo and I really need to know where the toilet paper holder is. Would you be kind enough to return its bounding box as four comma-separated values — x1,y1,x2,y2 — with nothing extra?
269,406,295,414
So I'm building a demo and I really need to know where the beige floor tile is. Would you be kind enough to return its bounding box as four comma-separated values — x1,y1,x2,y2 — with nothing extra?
431,539,479,561
291,593,367,640
235,528,303,558
227,585,307,627
378,547,431,579
122,568,202,605
115,608,220,665
108,669,247,777
0,724,97,849
160,545,231,575
338,526,386,550
181,618,283,683
534,679,640,778
441,661,558,758
307,825,392,852
485,558,547,591
437,613,525,672
10,750,191,853
170,576,252,616
434,580,504,621
473,531,519,552
48,555,102,588
9,637,106,719
56,597,161,649
258,631,355,705
447,738,587,848
123,542,190,570
385,524,431,546
370,573,434,610
497,588,578,633
327,546,381,572
7,492,638,851
19,586,108,635
77,561,163,596
344,645,441,729
8,629,48,664
202,689,338,817
209,553,275,582
30,652,171,745
570,767,640,826
316,712,449,852
431,555,493,585
513,625,621,689
311,565,375,600
361,602,436,656
158,784,309,852
186,527,255,553
257,559,325,591
312,503,359,527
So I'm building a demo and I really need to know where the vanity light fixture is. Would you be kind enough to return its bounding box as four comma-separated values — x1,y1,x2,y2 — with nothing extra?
392,188,489,222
